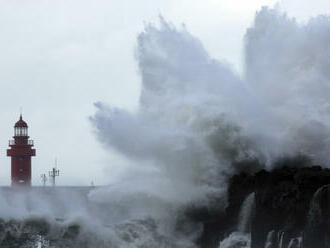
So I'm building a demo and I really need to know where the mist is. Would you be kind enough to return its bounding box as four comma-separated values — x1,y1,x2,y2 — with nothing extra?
1,5,330,248
90,8,330,214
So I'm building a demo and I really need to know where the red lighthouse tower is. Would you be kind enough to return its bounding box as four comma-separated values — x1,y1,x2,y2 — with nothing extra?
7,115,36,186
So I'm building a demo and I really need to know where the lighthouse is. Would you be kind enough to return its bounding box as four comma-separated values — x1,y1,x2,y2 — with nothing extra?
7,115,36,186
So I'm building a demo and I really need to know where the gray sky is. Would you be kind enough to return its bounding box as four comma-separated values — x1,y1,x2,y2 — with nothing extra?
0,0,329,185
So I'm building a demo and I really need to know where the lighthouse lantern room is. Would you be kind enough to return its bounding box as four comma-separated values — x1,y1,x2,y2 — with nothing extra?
7,115,36,186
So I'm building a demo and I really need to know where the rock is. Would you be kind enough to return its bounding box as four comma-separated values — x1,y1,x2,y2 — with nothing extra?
197,165,330,248
304,184,330,248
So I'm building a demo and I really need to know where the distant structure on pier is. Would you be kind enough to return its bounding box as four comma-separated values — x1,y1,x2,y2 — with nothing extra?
7,115,36,187
49,159,60,186
41,173,47,186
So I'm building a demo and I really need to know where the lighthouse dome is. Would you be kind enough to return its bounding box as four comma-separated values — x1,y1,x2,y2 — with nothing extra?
15,115,28,128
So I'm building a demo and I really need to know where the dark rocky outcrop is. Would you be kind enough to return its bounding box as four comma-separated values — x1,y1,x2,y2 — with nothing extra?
197,165,330,248
304,184,330,248
250,166,330,248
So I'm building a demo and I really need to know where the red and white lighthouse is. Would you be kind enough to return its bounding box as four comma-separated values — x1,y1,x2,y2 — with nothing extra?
7,115,36,186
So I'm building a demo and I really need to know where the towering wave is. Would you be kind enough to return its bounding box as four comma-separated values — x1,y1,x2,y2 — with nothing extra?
1,6,330,248
91,17,261,210
245,7,330,165
91,7,330,209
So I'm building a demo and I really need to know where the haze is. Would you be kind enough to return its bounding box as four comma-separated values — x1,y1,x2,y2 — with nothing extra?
0,0,329,185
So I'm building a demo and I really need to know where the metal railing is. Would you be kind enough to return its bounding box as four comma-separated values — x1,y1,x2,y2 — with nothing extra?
8,140,34,146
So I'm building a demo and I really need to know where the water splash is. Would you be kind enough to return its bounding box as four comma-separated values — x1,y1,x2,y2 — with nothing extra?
237,193,255,233
278,231,285,248
219,232,250,248
92,7,330,248
2,5,330,248
92,7,330,215
287,237,302,248
264,230,303,248
307,185,329,227
264,230,276,248
305,184,330,248
217,193,255,248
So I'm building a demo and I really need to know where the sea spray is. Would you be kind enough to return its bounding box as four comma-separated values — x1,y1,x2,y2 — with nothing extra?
91,7,330,248
218,232,250,248
237,193,255,233
264,230,276,248
305,184,330,248
287,237,302,248
0,5,330,248
92,7,330,214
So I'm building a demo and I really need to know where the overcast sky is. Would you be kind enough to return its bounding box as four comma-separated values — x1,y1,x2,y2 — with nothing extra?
0,0,329,186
